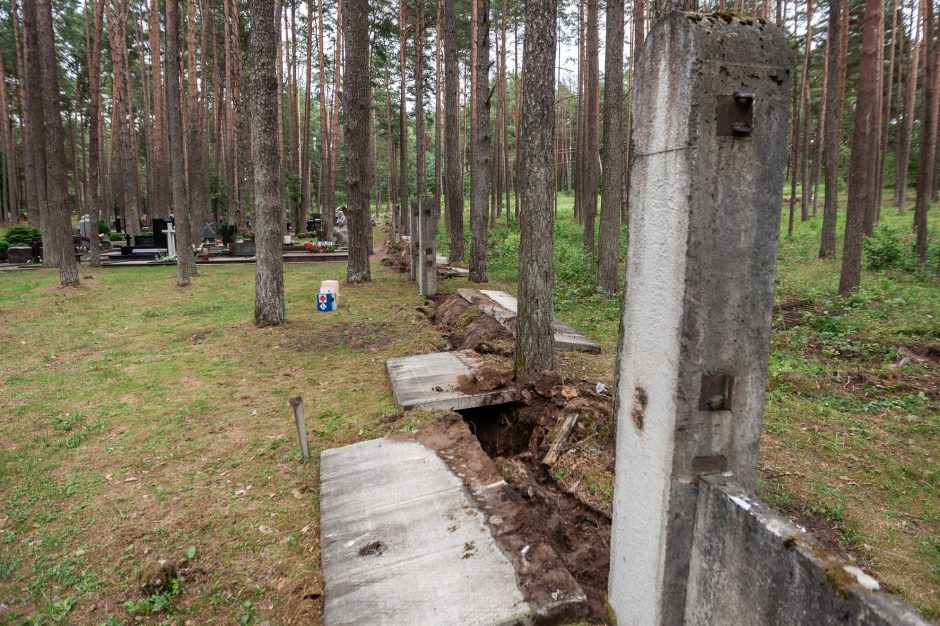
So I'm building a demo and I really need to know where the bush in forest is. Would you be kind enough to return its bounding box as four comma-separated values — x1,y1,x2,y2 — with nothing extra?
3,225,40,247
863,224,906,271
0,226,40,261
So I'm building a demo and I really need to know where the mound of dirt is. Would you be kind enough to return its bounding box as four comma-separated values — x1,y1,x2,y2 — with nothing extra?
430,294,515,356
421,371,615,621
411,414,598,623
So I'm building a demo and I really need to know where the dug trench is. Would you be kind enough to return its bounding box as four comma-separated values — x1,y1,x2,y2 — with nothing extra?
412,293,615,622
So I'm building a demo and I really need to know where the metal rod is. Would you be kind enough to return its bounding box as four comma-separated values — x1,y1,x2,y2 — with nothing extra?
289,396,310,461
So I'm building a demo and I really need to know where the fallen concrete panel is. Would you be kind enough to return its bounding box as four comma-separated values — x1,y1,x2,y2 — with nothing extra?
458,289,601,353
320,437,532,626
386,350,519,411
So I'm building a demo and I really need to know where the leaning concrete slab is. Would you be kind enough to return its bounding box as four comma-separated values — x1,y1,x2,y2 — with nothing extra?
320,438,530,626
457,289,601,353
386,350,520,411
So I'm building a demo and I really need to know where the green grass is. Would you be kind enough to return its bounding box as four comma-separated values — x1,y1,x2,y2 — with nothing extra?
0,187,938,621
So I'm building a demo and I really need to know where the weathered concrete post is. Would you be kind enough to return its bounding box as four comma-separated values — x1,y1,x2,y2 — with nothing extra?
608,13,790,625
418,196,439,296
410,199,420,282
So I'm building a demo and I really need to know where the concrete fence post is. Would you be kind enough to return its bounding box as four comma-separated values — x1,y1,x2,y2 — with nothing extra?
607,12,790,625
419,196,438,296
410,199,420,282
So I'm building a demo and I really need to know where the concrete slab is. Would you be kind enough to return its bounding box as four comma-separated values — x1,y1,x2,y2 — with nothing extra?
386,350,520,411
458,289,602,354
320,437,533,626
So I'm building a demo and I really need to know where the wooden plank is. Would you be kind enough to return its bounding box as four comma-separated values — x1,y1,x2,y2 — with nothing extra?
542,413,580,466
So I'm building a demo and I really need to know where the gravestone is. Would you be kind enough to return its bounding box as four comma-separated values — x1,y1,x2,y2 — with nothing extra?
202,218,217,241
607,12,790,624
6,247,32,264
152,218,168,249
221,224,237,245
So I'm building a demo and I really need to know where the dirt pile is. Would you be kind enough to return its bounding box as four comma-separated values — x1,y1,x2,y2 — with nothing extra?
429,294,515,357
414,292,618,621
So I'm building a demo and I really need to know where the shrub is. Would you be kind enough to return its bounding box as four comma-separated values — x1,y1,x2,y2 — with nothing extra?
0,239,8,262
3,225,40,247
863,224,907,271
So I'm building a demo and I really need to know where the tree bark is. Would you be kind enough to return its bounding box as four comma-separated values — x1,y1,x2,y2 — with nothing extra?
820,0,847,258
415,0,426,197
87,0,105,266
798,0,813,223
35,0,79,285
250,0,285,324
301,0,314,230
399,0,410,236
434,0,443,200
597,0,624,293
516,0,556,375
896,0,922,212
22,0,52,260
14,0,44,230
148,0,168,218
0,47,19,224
316,0,333,240
580,0,599,257
469,0,490,282
343,0,372,282
166,0,195,286
444,0,464,262
839,0,883,294
915,2,939,263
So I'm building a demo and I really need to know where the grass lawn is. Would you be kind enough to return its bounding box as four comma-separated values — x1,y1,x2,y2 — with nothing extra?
1,191,938,624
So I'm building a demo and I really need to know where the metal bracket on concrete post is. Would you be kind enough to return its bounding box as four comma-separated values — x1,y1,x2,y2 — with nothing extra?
607,12,790,625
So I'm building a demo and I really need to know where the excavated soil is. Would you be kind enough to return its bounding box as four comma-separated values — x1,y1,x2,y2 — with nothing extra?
412,292,617,622
429,294,516,357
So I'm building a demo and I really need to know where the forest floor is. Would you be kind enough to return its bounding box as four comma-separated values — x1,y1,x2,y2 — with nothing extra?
0,192,938,624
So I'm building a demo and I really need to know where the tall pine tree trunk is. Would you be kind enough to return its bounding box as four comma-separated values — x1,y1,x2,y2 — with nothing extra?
839,0,884,294
580,0,599,257
166,0,195,286
444,0,464,262
469,0,490,282
896,0,922,212
250,0,285,324
343,0,372,282
516,0,556,375
597,0,624,292
820,0,847,258
915,2,939,263
415,0,426,197
87,0,104,265
399,0,410,236
35,0,79,285
300,0,314,229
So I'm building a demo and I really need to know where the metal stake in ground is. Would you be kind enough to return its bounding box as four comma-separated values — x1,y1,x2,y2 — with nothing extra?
607,12,790,625
289,396,310,461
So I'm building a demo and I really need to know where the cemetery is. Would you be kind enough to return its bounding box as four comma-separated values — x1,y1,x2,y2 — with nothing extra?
2,0,940,624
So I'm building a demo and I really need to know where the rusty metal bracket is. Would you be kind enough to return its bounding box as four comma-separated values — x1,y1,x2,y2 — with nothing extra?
716,92,754,137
